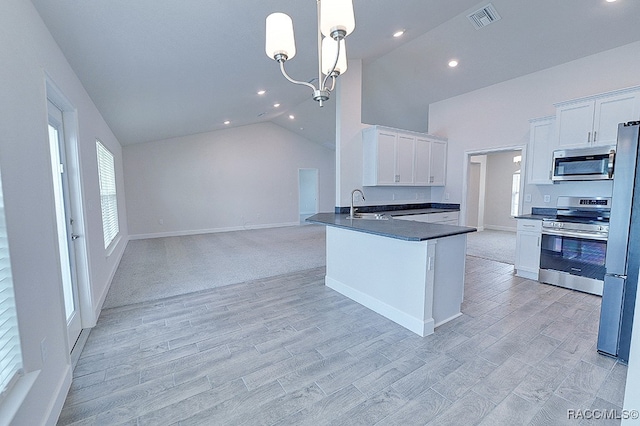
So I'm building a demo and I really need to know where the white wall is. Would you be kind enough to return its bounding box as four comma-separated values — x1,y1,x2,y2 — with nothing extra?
336,60,432,208
0,1,128,423
123,122,335,238
484,150,521,231
428,41,640,212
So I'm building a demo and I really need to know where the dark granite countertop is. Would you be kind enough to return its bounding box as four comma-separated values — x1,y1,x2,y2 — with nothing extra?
335,202,459,215
514,214,550,220
306,213,476,242
515,207,557,221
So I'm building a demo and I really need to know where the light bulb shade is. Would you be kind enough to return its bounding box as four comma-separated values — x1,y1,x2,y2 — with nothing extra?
320,0,355,38
265,13,296,60
321,37,347,75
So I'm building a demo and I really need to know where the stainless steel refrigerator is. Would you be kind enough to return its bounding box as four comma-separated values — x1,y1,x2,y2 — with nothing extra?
597,121,640,362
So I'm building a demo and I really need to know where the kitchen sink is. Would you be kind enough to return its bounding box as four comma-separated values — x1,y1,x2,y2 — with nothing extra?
346,213,389,220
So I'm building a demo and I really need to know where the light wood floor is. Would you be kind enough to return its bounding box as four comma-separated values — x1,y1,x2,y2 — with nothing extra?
58,257,627,425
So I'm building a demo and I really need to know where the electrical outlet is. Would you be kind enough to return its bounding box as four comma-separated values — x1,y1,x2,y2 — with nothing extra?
525,194,532,203
40,338,47,363
445,192,450,201
544,195,551,203
158,218,164,225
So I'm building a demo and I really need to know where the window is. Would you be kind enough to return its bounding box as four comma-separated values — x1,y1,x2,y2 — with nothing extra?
0,169,24,402
96,141,119,248
511,171,520,217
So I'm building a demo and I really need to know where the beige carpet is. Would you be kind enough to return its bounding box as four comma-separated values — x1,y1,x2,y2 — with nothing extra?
103,224,326,308
466,229,516,265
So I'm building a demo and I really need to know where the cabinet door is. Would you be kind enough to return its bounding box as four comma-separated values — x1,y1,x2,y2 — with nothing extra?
515,220,541,280
396,135,415,185
515,232,541,276
555,100,595,148
527,117,555,185
394,214,430,223
593,92,640,146
376,131,397,185
430,141,447,186
414,138,432,186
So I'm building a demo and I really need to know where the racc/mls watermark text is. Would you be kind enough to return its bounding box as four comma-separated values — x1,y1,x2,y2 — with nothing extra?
567,409,640,420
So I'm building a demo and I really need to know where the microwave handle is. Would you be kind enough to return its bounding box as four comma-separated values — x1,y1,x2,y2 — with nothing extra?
608,149,615,179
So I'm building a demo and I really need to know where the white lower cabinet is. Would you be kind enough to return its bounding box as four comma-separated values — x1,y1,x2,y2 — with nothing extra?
515,219,542,280
394,211,459,225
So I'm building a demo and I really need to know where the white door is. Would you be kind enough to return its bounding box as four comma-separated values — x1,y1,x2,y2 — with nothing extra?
298,169,319,222
47,100,82,352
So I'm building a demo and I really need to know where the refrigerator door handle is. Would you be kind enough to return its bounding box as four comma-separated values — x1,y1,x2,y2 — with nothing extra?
607,273,628,280
608,149,615,179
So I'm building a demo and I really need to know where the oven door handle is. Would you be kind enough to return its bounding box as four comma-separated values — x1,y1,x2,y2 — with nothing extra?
542,228,608,241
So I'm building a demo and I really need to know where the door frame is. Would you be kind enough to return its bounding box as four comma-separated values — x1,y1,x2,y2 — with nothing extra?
46,77,93,337
461,144,527,228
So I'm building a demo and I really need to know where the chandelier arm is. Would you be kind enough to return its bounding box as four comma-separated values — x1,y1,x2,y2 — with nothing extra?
279,60,317,92
321,39,341,91
327,75,336,92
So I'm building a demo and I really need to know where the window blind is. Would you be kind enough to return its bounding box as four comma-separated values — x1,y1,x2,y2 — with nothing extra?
96,141,119,248
0,170,24,402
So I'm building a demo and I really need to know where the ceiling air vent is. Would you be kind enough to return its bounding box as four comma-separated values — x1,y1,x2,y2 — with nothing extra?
467,3,501,30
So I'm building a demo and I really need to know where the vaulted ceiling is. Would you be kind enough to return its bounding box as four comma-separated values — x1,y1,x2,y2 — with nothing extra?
31,0,640,148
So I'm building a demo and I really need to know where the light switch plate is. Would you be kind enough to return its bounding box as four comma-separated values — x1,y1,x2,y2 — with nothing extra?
525,194,532,203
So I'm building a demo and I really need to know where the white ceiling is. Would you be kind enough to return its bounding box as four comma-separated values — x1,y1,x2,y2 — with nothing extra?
30,0,640,147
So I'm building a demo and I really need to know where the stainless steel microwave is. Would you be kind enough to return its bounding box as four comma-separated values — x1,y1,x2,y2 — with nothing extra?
552,146,616,181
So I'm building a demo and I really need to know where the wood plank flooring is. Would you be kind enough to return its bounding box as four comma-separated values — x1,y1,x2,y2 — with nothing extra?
58,257,627,425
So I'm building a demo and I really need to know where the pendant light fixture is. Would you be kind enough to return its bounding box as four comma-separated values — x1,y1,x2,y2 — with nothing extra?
265,0,355,107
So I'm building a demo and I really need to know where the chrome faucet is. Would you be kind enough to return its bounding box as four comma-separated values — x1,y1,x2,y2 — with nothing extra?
350,189,365,218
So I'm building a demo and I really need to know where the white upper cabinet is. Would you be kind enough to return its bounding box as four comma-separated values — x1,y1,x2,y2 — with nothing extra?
527,116,556,185
414,138,432,186
555,87,640,148
363,126,447,187
429,140,447,186
396,134,416,185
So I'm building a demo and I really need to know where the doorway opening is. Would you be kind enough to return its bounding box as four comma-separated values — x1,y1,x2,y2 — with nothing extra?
298,169,319,223
463,146,525,264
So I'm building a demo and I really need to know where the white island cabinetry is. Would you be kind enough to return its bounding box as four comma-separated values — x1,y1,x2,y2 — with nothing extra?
515,219,542,280
307,213,474,337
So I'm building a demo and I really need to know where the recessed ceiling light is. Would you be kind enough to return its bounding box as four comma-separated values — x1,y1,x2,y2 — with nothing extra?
448,60,459,68
393,30,405,38
605,0,616,2
289,115,295,120
273,103,281,108
257,90,267,95
223,120,230,125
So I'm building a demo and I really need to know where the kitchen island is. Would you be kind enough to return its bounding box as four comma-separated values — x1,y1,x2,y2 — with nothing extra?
307,213,476,337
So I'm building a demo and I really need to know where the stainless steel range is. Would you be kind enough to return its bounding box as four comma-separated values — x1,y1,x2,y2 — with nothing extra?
539,196,611,296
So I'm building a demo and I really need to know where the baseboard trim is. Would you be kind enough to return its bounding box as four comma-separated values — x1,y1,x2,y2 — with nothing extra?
128,222,301,240
325,275,434,337
43,364,72,426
